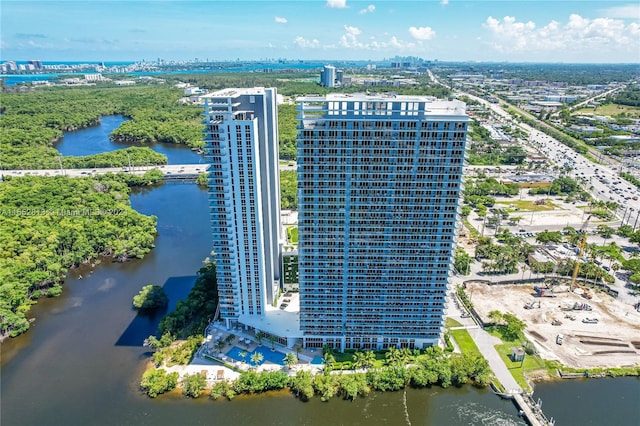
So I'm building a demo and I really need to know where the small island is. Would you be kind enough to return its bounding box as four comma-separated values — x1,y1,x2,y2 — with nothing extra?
133,285,168,311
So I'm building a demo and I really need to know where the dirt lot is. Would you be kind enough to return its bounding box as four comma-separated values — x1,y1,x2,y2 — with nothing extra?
466,281,640,369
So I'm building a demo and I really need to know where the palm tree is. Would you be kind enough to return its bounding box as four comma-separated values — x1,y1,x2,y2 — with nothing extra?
250,352,264,367
352,351,366,371
324,353,336,373
255,331,264,345
399,348,412,365
283,352,298,369
215,340,225,354
268,335,277,351
239,350,247,364
363,351,376,369
385,346,400,366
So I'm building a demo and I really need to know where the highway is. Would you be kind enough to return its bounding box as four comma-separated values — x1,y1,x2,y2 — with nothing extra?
0,161,302,179
0,164,208,178
449,89,640,222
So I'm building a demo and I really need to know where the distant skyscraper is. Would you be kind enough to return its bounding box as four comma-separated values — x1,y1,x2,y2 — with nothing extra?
203,88,282,327
320,65,337,88
296,94,469,350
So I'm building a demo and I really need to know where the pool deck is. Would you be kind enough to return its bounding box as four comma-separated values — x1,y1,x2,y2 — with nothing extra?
191,321,325,377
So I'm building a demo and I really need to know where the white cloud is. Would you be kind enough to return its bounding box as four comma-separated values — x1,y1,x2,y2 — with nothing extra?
337,25,416,51
483,14,640,59
294,36,320,48
441,0,449,5
599,4,640,19
359,5,375,14
274,16,287,24
344,25,361,36
408,26,436,40
326,0,347,8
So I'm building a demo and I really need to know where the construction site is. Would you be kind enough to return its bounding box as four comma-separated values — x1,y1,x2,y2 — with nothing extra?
465,280,640,369
458,188,640,370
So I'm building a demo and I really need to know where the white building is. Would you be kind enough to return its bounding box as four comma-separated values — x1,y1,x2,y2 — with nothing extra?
203,88,282,328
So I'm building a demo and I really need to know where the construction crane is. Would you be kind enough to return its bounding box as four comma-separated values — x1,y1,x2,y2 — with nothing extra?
571,215,592,291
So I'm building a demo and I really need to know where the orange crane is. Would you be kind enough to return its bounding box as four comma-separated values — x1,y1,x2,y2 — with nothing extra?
571,215,592,291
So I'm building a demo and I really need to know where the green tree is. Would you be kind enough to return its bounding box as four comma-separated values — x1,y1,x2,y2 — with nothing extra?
454,248,473,275
535,230,563,244
140,369,179,398
283,352,298,369
132,285,168,310
196,172,208,187
323,353,336,373
501,312,526,341
182,372,207,398
268,334,277,350
250,352,264,367
289,370,314,400
279,170,297,210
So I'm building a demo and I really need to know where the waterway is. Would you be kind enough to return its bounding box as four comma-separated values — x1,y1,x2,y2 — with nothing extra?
55,115,202,164
1,116,638,426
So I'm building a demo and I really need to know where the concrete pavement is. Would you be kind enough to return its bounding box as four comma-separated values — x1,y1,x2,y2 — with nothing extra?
467,327,522,393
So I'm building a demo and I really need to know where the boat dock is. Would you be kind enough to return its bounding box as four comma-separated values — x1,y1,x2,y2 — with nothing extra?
513,393,556,426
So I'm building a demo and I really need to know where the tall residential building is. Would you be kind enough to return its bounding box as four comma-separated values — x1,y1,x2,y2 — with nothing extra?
296,94,469,351
203,88,282,327
320,65,337,88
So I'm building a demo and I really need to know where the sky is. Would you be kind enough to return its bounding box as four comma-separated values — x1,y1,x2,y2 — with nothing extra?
1,0,639,63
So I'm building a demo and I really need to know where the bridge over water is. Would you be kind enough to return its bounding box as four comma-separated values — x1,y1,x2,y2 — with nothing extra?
0,164,208,179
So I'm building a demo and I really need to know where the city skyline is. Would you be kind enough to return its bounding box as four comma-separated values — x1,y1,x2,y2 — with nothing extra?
1,1,638,63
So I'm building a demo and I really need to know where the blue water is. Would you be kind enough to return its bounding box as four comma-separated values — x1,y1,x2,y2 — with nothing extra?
311,356,324,365
55,115,203,164
1,60,375,86
226,345,286,366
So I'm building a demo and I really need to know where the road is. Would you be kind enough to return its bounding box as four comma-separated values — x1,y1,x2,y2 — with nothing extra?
0,164,208,178
1,162,299,179
446,86,640,221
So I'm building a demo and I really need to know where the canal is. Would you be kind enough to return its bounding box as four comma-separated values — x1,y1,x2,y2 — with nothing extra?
55,115,202,164
1,119,638,425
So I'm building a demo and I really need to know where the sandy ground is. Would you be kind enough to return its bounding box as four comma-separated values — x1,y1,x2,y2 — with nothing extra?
466,281,640,369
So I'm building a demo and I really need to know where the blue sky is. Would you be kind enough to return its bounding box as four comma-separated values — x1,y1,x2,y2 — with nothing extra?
1,1,639,63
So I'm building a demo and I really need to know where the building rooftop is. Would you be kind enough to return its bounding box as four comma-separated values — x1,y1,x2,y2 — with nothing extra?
297,93,468,116
202,87,268,98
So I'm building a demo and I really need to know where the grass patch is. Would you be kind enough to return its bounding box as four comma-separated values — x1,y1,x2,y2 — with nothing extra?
449,328,481,355
544,360,640,377
286,226,299,244
495,199,557,212
446,317,463,328
485,328,550,391
462,218,480,239
573,103,640,119
493,341,547,391
593,244,625,263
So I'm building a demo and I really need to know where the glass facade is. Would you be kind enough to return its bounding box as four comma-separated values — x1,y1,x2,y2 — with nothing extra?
296,94,468,350
203,88,281,327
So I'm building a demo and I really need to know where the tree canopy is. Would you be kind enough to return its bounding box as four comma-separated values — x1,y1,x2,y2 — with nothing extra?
133,285,168,310
0,175,157,338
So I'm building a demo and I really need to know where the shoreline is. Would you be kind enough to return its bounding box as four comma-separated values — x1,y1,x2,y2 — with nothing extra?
138,347,639,401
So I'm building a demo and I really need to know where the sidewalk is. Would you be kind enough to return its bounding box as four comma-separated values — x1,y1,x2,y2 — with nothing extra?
466,327,522,394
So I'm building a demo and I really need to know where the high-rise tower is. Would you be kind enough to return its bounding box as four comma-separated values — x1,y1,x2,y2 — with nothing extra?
320,65,337,88
296,94,468,351
203,88,281,327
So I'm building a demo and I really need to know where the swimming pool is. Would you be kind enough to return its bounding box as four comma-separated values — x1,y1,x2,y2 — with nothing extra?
226,345,286,366
310,356,325,365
